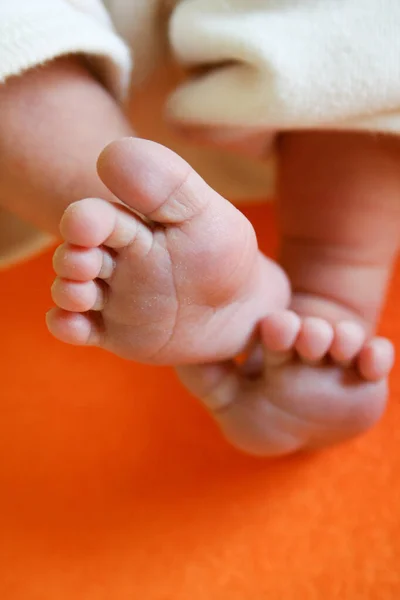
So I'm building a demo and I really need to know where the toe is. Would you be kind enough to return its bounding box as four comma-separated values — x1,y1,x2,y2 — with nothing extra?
98,138,240,228
51,278,106,312
98,139,202,224
295,317,334,362
53,244,111,281
60,198,152,250
46,308,102,346
261,311,302,352
261,311,301,367
357,337,395,381
60,199,117,247
330,321,366,364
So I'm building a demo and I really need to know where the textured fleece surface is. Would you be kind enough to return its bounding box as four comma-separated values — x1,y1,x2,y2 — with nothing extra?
0,203,399,599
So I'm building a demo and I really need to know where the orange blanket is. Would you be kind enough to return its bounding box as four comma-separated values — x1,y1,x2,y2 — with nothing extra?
1,204,399,599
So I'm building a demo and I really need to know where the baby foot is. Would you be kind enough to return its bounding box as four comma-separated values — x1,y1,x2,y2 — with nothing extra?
47,138,289,364
177,311,394,455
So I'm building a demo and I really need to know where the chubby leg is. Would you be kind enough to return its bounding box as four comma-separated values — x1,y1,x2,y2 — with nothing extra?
178,132,398,456
278,131,399,330
0,56,132,236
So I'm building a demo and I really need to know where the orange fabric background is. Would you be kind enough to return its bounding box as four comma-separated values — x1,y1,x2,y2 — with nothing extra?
1,204,399,599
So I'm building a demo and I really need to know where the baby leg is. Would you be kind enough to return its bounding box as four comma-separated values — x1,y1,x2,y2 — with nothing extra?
278,131,399,331
0,57,132,236
178,131,398,455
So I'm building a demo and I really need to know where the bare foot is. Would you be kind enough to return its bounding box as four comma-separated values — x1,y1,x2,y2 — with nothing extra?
177,310,394,456
47,138,289,364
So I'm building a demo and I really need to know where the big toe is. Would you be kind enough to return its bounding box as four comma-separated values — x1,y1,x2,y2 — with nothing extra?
97,138,246,229
98,138,204,223
358,338,395,381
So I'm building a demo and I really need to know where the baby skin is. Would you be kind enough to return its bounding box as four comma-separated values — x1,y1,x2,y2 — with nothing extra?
47,132,397,456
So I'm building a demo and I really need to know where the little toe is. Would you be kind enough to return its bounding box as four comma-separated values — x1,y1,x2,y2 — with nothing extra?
330,321,366,364
295,317,334,362
46,308,102,346
357,338,395,381
51,278,107,312
53,245,114,281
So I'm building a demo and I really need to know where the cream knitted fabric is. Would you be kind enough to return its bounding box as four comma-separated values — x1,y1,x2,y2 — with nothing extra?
106,0,400,134
166,0,400,133
0,0,131,97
